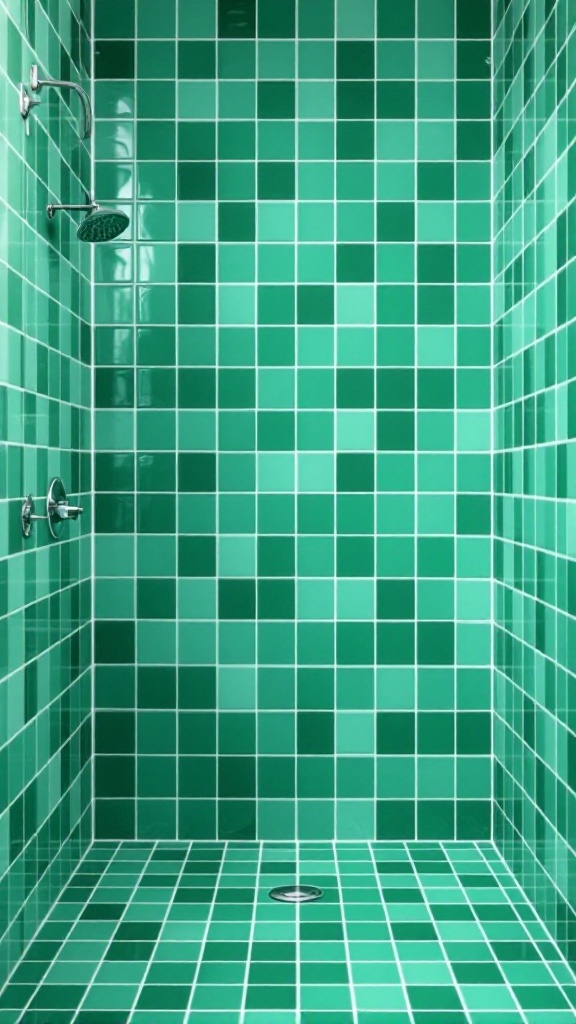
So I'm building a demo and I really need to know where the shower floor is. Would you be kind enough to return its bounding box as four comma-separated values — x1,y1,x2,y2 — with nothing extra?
1,841,575,1024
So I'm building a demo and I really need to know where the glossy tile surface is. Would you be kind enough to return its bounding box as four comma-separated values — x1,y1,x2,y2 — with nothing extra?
1,841,575,1023
0,0,92,988
93,0,493,841
492,0,576,966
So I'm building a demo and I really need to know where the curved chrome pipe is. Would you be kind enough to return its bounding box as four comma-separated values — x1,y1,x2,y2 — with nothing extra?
21,64,93,138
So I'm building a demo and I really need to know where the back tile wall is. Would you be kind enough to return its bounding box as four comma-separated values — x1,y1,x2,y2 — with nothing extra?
493,0,576,964
93,0,493,841
0,0,92,985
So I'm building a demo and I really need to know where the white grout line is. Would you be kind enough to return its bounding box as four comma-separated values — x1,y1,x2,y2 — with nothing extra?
68,841,158,1022
178,841,229,1022
0,832,99,996
483,840,576,982
450,839,541,1024
8,841,153,1021
489,0,496,843
332,840,359,1024
413,0,419,840
404,842,476,1024
0,673,92,877
452,0,459,843
125,840,193,1022
253,0,259,845
367,841,416,1024
442,840,530,1023
214,0,221,843
295,837,301,1019
131,0,140,842
371,0,377,847
331,0,337,848
238,840,263,1024
174,0,181,841
293,0,302,849
90,0,96,855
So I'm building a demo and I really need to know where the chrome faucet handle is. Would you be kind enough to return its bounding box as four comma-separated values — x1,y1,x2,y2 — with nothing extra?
19,84,41,117
47,478,84,537
55,502,84,520
19,84,40,134
22,480,84,538
21,495,44,537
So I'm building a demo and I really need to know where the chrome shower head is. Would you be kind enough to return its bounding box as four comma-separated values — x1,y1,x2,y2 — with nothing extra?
46,201,130,242
77,206,130,243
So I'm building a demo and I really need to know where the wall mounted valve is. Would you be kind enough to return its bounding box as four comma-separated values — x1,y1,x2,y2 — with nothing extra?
21,478,84,539
21,495,44,538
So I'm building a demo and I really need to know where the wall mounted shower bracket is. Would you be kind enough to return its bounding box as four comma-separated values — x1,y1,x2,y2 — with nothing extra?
21,478,83,539
20,64,93,138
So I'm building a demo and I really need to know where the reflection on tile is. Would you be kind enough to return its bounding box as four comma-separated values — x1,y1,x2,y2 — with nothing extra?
95,81,136,119
96,121,135,160
95,162,134,201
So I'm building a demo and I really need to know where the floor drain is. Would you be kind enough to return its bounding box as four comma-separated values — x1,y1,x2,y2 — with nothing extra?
269,885,323,903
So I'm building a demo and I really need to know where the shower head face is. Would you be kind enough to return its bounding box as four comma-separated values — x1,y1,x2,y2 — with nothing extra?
77,206,129,242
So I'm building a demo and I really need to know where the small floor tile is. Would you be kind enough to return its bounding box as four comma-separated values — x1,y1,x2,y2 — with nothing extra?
0,842,574,1023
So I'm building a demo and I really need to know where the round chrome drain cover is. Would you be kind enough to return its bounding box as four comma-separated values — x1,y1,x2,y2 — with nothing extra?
269,885,323,903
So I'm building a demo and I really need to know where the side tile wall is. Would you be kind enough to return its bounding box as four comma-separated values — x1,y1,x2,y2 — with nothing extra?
493,0,576,966
0,0,92,984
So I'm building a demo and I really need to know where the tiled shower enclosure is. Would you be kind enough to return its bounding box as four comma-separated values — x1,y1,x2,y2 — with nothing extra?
0,0,576,1019
92,0,493,843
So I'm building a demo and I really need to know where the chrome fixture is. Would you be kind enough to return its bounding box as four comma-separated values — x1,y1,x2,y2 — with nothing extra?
47,477,83,538
21,478,84,539
19,66,129,240
20,64,92,138
47,200,130,242
269,885,323,903
21,495,43,538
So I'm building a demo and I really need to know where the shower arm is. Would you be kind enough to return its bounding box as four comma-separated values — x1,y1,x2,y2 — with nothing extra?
20,64,93,139
47,201,98,219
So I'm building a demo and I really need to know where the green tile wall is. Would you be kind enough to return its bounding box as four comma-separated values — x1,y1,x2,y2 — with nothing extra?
0,0,92,986
93,0,493,842
493,0,576,965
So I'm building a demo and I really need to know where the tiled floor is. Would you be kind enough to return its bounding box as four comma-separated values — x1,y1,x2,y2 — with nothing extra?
1,842,575,1024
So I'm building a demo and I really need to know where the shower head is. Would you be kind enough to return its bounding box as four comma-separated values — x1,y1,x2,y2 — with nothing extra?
77,206,130,243
46,201,130,242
